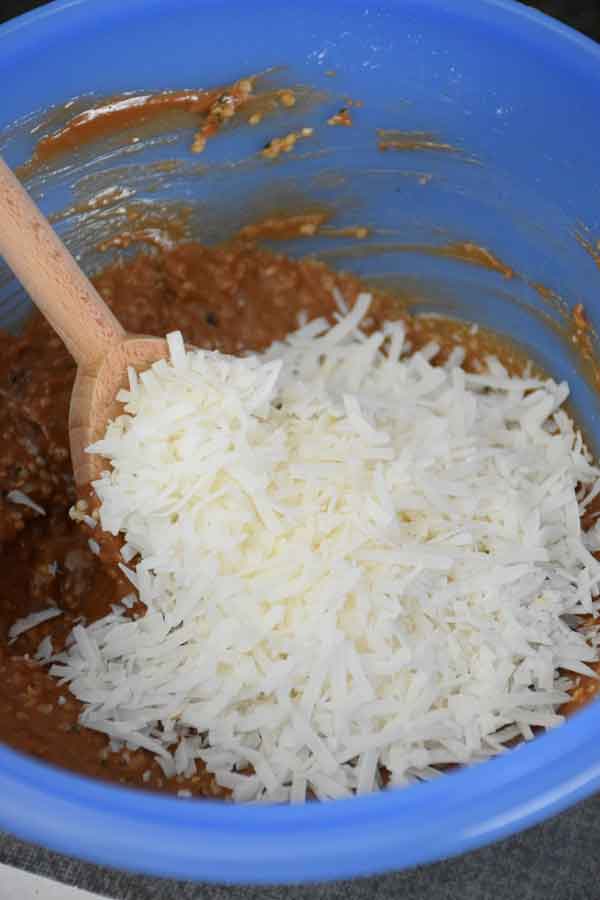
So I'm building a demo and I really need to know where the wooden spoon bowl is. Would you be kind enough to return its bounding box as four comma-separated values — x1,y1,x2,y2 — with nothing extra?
0,156,169,490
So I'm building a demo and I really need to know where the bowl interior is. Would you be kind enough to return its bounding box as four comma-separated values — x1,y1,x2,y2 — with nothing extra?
1,0,600,884
1,3,599,438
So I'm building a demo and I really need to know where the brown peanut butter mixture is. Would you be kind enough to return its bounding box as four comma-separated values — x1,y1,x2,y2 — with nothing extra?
0,239,596,796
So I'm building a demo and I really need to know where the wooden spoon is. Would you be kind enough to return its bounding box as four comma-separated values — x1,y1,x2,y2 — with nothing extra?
0,156,169,492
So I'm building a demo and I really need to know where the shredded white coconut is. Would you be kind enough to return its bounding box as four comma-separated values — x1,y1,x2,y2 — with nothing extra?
47,294,600,802
6,489,45,516
35,635,54,662
10,608,62,643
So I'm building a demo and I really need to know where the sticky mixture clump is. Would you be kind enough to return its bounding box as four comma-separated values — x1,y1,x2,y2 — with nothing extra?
327,107,352,127
261,127,314,159
1,236,599,799
278,90,297,108
192,77,254,153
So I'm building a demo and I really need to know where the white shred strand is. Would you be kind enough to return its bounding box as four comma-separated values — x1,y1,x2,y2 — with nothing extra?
6,489,46,516
9,608,62,643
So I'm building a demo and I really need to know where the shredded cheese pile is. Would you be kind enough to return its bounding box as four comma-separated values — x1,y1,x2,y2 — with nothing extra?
49,294,600,802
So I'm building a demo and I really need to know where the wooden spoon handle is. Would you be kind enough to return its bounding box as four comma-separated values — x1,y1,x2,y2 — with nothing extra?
0,156,125,370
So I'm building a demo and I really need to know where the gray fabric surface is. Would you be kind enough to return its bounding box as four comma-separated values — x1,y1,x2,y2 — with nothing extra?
2,793,600,898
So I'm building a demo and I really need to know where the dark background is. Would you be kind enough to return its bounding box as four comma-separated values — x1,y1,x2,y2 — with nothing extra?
528,0,600,37
2,1,600,899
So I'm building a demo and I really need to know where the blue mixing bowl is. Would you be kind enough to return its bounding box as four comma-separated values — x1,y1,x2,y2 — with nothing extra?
1,0,600,884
